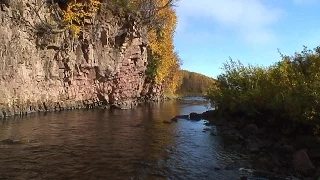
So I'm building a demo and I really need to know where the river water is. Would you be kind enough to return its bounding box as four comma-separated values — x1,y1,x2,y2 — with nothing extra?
0,98,252,180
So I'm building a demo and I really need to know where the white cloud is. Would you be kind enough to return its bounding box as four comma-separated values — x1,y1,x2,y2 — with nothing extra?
176,0,283,45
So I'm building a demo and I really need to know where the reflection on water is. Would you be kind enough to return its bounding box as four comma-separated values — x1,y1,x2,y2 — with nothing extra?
0,98,249,180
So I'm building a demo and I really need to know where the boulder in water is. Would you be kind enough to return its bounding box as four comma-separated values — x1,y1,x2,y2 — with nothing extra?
163,120,172,124
189,112,202,121
293,149,315,176
202,110,217,120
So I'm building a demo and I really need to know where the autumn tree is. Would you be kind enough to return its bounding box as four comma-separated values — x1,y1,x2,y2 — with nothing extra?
146,0,181,95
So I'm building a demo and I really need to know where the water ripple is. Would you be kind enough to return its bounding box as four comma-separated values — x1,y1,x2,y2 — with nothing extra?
0,99,250,179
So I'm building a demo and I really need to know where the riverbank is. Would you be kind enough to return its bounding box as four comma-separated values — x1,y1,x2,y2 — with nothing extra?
202,46,320,179
183,110,320,179
0,97,166,120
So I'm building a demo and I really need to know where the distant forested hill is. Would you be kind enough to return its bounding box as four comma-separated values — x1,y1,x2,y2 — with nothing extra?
176,70,216,96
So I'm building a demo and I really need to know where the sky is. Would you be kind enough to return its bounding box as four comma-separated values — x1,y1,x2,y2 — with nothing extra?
174,0,320,78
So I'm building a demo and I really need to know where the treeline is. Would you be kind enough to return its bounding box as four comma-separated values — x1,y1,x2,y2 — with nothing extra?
176,70,216,96
207,46,320,136
51,0,181,94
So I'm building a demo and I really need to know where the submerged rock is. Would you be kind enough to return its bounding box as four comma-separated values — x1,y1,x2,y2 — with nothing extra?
210,129,218,136
0,138,26,145
175,115,189,119
163,117,179,124
170,117,178,123
225,161,252,170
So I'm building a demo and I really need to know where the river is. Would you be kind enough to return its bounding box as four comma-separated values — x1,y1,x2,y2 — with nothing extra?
0,98,253,180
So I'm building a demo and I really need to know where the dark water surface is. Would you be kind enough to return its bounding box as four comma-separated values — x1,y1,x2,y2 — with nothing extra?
0,98,250,180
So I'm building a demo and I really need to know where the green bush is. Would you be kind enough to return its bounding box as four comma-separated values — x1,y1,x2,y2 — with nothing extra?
207,46,320,131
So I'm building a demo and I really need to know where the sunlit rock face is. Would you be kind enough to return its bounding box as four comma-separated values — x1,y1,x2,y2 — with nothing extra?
0,1,162,117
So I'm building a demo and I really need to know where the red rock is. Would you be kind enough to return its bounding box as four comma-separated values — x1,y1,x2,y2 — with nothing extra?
0,2,165,116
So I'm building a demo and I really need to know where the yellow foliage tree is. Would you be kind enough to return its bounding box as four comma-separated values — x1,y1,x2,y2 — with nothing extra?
62,0,101,35
147,0,180,94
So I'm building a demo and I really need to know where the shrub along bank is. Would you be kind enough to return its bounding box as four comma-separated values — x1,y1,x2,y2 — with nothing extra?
203,46,320,178
207,46,320,136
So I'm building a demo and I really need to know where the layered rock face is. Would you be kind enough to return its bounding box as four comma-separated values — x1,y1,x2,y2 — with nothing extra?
0,1,163,118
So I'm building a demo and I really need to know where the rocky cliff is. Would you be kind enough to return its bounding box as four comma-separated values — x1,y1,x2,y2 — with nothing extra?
0,0,163,118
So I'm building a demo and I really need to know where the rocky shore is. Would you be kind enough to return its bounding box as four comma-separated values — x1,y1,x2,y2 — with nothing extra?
168,110,320,180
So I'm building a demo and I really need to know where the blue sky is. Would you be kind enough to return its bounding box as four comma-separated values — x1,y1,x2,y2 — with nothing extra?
174,0,320,78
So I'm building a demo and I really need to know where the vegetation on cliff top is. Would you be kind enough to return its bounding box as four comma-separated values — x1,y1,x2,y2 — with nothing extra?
207,46,320,136
176,70,216,97
62,0,101,36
